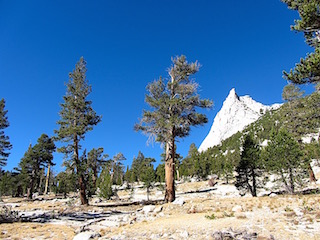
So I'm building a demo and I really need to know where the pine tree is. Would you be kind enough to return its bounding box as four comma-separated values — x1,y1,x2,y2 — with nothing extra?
55,57,101,205
155,163,165,183
87,148,108,190
56,171,74,198
97,165,113,199
282,83,304,102
282,84,317,182
135,55,212,202
235,134,261,197
110,152,126,185
282,0,320,84
131,151,145,182
19,134,55,199
0,99,12,168
180,143,197,178
140,159,155,201
262,128,305,194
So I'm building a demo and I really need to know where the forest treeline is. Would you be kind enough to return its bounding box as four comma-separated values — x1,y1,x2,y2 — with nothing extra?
0,0,320,203
1,87,319,200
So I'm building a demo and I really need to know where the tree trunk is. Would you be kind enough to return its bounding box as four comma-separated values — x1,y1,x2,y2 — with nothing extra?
92,168,97,189
176,169,180,181
289,167,295,194
147,187,150,201
79,174,88,204
27,170,35,199
165,141,175,202
74,134,88,205
44,164,50,195
251,167,257,197
308,163,317,182
38,169,43,194
280,170,290,194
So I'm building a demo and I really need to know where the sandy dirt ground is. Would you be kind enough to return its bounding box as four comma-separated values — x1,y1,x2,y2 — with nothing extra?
1,181,320,239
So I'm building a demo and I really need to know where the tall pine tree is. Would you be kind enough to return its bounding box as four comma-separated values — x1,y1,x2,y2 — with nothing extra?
0,99,12,168
235,134,261,197
135,55,212,202
55,57,101,205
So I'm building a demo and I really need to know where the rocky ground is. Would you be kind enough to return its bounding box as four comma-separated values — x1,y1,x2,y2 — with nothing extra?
1,180,320,240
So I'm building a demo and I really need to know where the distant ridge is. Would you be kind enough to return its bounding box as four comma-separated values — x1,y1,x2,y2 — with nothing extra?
198,88,281,152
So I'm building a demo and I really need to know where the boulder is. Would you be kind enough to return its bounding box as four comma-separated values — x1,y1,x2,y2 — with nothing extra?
172,198,185,206
142,205,155,214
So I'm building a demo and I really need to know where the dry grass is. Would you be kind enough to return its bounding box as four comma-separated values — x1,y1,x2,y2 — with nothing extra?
0,223,75,240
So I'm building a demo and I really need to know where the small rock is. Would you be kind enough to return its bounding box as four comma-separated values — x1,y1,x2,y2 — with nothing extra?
232,205,243,213
172,198,185,206
158,212,165,217
187,205,197,214
154,205,163,213
73,231,100,240
142,205,155,214
180,230,189,238
269,193,277,198
208,178,217,187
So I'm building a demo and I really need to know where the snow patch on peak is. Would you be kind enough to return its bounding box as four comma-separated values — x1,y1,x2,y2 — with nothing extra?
198,88,281,152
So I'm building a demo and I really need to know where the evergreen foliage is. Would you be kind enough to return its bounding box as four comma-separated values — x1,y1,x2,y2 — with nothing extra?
87,148,108,192
135,55,212,202
235,134,261,197
282,0,320,84
155,163,165,183
18,134,56,199
55,57,101,205
0,171,13,196
0,170,24,197
0,99,12,168
262,129,306,194
282,83,304,102
110,152,126,185
97,166,113,199
131,151,146,182
56,171,75,198
139,157,156,201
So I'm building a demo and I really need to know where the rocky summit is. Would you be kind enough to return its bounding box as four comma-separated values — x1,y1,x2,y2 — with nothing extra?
199,88,281,152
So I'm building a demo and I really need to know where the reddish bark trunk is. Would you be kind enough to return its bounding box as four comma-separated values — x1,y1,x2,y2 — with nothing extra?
308,163,317,182
79,174,88,205
165,141,175,202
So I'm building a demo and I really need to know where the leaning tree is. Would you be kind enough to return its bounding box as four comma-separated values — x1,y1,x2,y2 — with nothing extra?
135,55,212,202
55,57,101,205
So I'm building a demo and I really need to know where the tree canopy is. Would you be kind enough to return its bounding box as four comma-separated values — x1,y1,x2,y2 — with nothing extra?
282,0,320,84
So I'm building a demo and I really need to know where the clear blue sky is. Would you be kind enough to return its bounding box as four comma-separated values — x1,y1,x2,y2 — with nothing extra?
0,1,312,173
